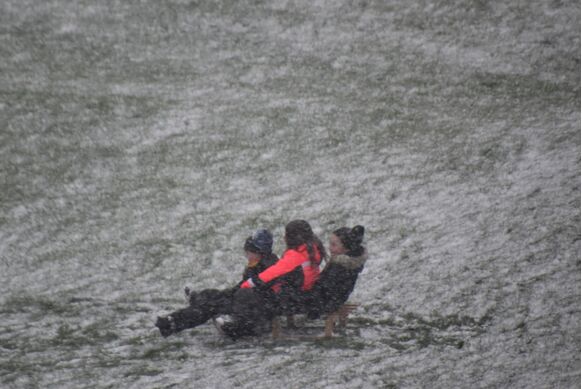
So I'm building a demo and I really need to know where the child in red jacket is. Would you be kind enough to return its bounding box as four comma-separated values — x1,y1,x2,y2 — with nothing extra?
219,220,327,339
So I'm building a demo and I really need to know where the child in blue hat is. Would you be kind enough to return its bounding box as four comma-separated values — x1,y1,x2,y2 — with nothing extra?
155,229,278,337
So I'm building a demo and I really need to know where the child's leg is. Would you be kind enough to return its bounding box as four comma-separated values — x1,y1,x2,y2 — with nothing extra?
190,288,236,315
156,305,213,337
155,288,236,337
221,288,271,339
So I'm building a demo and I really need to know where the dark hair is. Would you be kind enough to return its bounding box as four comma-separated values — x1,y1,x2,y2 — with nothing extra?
285,220,327,263
333,225,365,256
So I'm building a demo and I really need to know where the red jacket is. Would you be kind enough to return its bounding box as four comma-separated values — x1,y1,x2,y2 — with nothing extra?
240,244,321,291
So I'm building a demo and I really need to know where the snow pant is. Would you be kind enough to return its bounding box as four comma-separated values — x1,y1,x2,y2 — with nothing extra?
221,287,312,339
187,288,236,315
159,288,236,336
220,288,279,339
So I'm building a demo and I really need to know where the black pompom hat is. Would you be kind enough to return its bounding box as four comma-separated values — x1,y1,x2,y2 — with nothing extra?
333,225,365,254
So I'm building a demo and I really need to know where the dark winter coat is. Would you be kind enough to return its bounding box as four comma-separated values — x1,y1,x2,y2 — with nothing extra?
306,250,368,315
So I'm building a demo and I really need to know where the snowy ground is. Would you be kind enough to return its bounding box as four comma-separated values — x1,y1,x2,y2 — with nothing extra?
0,0,580,388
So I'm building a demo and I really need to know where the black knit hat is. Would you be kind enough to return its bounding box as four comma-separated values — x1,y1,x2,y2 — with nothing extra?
333,225,365,253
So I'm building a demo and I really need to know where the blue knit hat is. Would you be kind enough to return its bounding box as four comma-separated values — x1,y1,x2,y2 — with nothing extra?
244,229,273,254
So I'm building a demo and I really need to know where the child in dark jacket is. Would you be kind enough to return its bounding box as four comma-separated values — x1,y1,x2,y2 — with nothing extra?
305,225,367,318
155,229,277,337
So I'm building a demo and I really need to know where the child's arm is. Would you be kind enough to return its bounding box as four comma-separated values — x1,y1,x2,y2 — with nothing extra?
240,250,304,288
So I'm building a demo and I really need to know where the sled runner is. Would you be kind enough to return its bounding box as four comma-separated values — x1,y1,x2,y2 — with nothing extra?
271,303,359,339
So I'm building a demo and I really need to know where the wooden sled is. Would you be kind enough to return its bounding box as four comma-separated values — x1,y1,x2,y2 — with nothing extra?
271,303,359,339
